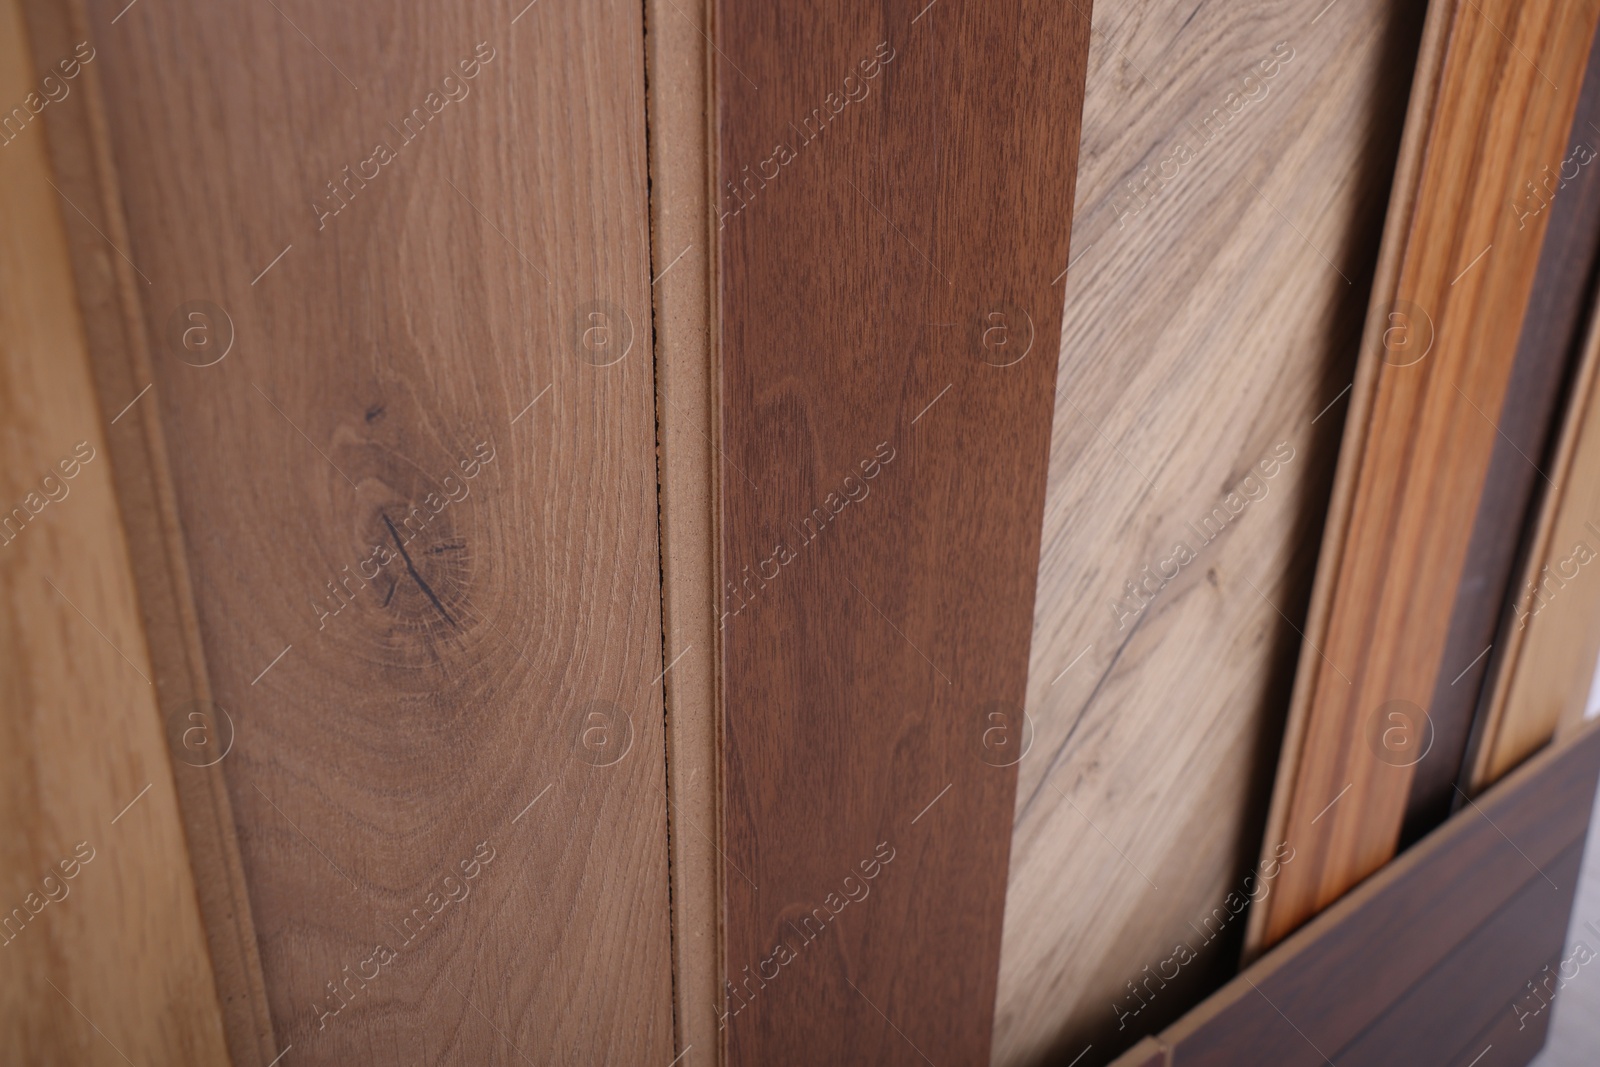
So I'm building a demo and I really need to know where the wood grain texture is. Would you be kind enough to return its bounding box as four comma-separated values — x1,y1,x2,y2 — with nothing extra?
995,1,1425,1063
1469,295,1600,790
1249,0,1600,955
645,0,722,1058
1528,771,1600,1067
1111,719,1600,1067
0,0,231,1059
37,0,676,1061
715,1,1090,1063
1408,31,1600,835
1333,843,1581,1066
21,0,277,1058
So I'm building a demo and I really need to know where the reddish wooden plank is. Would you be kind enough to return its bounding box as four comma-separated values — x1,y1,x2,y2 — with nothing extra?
715,1,1091,1061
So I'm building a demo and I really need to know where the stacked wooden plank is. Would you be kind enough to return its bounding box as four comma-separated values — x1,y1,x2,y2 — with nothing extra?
1249,0,1600,956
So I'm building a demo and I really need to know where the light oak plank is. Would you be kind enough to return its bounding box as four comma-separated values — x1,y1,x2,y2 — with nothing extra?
33,0,677,1061
1470,295,1600,788
0,0,231,1060
997,1,1428,1063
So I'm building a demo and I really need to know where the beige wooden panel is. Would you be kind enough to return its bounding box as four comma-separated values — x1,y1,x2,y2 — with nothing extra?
995,1,1424,1062
1474,300,1600,788
0,0,231,1060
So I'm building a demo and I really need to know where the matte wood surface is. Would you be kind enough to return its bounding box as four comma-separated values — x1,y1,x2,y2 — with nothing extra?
22,0,277,1057
715,1,1090,1063
996,0,1424,1062
1411,26,1600,834
1530,777,1600,1067
35,0,676,1062
0,1,231,1060
644,0,722,1058
1333,843,1580,1066
1112,719,1600,1067
1251,0,1600,954
1471,297,1600,790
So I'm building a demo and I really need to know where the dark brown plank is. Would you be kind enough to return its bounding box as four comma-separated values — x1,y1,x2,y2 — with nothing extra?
1448,967,1561,1067
715,1,1091,1062
1143,721,1600,1067
1334,842,1581,1065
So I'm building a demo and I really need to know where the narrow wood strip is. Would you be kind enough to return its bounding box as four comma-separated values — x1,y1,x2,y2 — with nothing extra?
1245,0,1456,965
715,1,1091,1061
645,0,723,1058
20,0,276,1058
1468,287,1600,789
1409,36,1600,835
1137,720,1600,1067
1250,0,1600,954
0,0,232,1059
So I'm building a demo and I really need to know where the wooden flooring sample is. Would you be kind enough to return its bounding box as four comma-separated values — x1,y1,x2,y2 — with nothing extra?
36,0,676,1061
715,1,1090,1063
1250,0,1600,955
1470,293,1600,789
1109,720,1600,1067
994,1,1424,1063
0,0,230,1059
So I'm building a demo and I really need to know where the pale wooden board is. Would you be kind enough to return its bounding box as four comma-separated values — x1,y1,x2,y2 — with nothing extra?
0,0,231,1059
645,0,721,1059
994,1,1425,1063
1472,298,1600,789
36,0,677,1061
